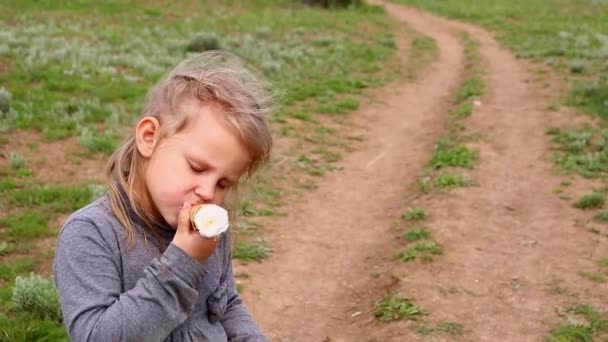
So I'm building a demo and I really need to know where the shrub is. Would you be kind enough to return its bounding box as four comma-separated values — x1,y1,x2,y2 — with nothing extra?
12,273,62,322
186,33,221,52
0,87,11,114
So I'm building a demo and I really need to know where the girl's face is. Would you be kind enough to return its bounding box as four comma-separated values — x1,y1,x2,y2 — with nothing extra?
136,100,251,228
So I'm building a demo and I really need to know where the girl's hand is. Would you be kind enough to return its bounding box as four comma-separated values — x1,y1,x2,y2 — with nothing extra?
172,202,220,262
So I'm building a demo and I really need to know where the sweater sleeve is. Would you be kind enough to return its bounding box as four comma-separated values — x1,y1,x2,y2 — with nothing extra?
220,237,269,342
53,219,205,342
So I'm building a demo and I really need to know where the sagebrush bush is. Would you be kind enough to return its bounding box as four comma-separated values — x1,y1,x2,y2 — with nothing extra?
12,273,62,322
186,33,221,52
0,87,11,114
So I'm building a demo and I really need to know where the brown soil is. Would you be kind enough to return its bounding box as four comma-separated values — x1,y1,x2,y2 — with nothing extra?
0,130,106,185
237,1,608,341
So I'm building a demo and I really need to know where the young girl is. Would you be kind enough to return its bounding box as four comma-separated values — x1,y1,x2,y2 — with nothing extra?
53,51,272,341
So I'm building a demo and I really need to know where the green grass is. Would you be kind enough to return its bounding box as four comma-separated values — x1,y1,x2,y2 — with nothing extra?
0,212,50,239
390,0,608,117
233,239,273,261
396,242,443,263
429,139,477,170
547,127,608,178
402,207,426,221
6,184,96,212
434,173,476,189
547,304,608,342
573,192,605,209
578,271,606,283
0,257,35,281
403,228,430,241
374,293,427,323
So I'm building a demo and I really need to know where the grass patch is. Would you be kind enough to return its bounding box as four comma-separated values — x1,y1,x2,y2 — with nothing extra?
0,257,36,281
578,271,606,283
547,304,608,342
233,239,272,262
403,228,430,241
402,207,426,221
374,293,427,323
396,242,443,263
429,139,477,169
573,192,605,209
7,184,95,212
0,211,50,240
547,127,608,178
434,173,476,189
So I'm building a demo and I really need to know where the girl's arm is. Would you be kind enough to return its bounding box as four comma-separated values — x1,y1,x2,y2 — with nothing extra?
220,239,269,342
53,219,205,341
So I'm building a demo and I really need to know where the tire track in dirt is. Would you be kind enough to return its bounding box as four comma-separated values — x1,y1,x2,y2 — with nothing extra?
364,2,608,341
237,3,466,341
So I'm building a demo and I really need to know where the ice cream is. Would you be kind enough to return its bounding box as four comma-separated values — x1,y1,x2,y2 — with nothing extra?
189,204,229,238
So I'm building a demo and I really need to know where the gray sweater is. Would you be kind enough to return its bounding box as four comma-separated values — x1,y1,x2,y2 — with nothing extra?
53,193,268,342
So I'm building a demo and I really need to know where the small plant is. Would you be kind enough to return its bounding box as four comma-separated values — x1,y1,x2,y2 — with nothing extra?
594,211,608,222
0,211,49,239
396,242,442,263
434,173,475,188
9,152,26,170
547,304,608,342
437,321,464,336
402,207,426,221
570,59,585,74
403,228,430,241
573,192,605,209
578,271,606,283
430,140,476,169
0,87,11,114
186,33,221,52
373,293,426,323
12,273,62,322
234,239,272,261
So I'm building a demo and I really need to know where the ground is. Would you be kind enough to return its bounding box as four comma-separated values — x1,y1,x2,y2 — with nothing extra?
235,2,608,341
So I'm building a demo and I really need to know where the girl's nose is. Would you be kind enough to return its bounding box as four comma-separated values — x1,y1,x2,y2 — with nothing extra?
194,182,215,203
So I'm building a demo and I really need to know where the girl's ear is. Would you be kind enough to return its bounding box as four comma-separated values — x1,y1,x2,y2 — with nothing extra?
135,117,161,158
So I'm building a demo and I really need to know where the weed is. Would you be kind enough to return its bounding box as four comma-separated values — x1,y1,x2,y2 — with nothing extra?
547,304,608,342
434,173,476,188
0,256,35,281
373,293,427,323
0,178,17,192
0,211,50,239
8,152,26,170
453,102,473,118
599,258,608,267
573,192,605,209
12,273,62,322
593,211,608,222
0,242,16,256
234,239,272,261
0,87,11,114
430,140,476,169
453,78,484,103
396,242,442,263
437,321,464,336
186,32,221,52
8,184,94,212
578,271,606,283
402,207,426,221
403,228,430,241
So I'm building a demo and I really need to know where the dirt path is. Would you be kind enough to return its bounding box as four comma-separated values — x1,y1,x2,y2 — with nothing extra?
240,1,607,341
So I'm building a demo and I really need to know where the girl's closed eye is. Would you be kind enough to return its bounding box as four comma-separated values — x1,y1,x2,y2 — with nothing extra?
188,161,205,173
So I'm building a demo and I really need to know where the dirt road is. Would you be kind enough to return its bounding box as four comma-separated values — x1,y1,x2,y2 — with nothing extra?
239,1,608,341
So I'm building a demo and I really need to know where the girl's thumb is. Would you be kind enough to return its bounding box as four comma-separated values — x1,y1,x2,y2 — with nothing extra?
177,202,192,232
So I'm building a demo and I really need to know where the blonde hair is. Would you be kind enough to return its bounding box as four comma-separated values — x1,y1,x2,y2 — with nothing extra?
105,51,273,247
